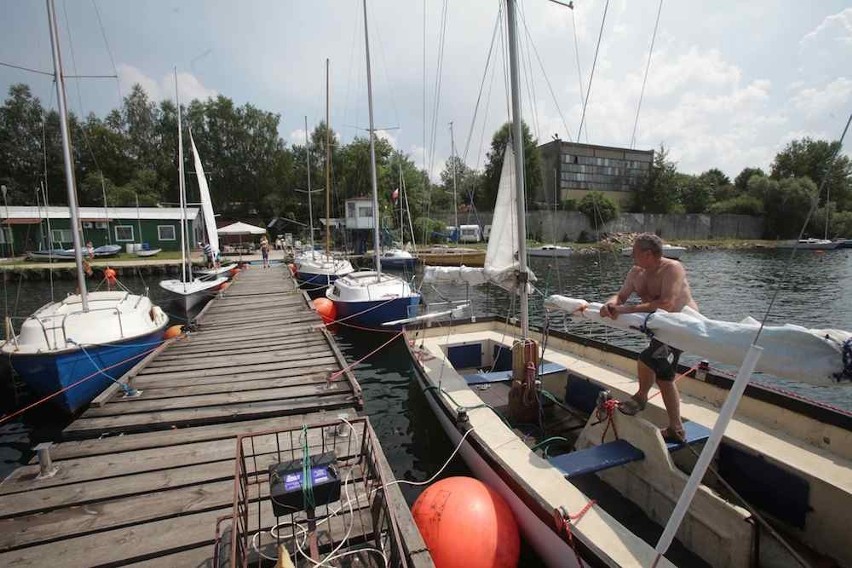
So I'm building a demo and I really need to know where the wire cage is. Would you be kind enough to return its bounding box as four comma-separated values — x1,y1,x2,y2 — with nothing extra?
218,416,412,567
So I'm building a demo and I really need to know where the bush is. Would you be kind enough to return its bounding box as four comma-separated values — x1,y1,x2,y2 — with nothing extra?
578,192,619,226
560,199,577,211
413,217,448,244
707,195,764,216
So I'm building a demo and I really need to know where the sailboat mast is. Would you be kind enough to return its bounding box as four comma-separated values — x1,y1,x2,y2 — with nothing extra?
362,0,382,277
46,0,88,310
305,116,316,255
450,121,459,233
506,0,529,337
175,68,188,286
325,58,332,256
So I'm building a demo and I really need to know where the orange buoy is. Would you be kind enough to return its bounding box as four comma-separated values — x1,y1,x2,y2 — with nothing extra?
313,297,336,324
164,325,183,339
104,267,117,283
412,476,520,568
229,267,240,277
218,281,231,292
288,263,297,276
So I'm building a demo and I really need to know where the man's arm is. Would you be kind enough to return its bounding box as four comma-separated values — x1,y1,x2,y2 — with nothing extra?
615,263,684,314
600,269,636,318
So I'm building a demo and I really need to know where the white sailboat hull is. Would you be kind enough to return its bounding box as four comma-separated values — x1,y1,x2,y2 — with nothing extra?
159,277,227,312
528,245,573,258
621,244,687,259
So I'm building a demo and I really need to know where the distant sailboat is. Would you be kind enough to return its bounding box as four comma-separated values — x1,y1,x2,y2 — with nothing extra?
159,72,227,312
2,0,168,413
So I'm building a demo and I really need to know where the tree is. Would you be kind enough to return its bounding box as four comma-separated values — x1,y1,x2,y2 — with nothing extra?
578,191,618,226
677,174,713,213
481,121,541,211
749,175,818,238
771,138,851,211
631,144,678,213
707,195,763,216
734,167,765,192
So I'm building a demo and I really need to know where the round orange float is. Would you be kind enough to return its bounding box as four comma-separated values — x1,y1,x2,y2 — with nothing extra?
104,267,117,285
164,325,183,339
313,297,336,324
412,476,520,568
218,281,231,292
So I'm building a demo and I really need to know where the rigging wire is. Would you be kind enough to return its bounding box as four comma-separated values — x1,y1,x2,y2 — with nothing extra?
570,4,587,143
461,7,503,165
517,2,541,142
426,0,450,184
630,0,664,149
90,0,123,102
577,0,610,142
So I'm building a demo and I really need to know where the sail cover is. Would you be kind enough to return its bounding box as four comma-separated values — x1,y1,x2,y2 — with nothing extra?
544,295,852,387
424,145,535,293
189,130,219,257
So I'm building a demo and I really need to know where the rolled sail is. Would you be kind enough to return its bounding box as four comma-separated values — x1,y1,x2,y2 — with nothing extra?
544,295,852,387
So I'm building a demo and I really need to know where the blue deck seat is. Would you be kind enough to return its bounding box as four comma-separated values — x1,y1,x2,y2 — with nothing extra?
463,362,567,386
548,420,712,478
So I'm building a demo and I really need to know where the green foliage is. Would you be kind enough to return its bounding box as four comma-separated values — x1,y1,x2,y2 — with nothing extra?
771,137,851,211
413,217,446,244
734,167,765,192
707,195,764,216
481,121,542,211
749,175,818,238
631,144,678,213
578,191,619,226
829,211,852,238
676,174,712,213
699,168,730,190
560,198,577,211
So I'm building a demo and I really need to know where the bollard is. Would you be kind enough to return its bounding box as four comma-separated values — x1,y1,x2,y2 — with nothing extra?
35,442,59,479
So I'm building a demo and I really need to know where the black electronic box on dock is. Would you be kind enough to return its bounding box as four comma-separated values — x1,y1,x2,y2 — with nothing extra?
268,451,341,516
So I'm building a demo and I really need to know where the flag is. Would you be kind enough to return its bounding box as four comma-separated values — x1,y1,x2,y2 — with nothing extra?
391,188,400,202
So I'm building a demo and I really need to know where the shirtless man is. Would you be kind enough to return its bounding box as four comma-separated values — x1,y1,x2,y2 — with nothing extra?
600,233,698,442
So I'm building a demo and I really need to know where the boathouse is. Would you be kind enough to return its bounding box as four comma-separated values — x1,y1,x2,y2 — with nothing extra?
0,206,200,255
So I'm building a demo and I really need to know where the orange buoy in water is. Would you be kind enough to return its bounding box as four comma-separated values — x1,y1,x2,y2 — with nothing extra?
412,476,519,568
164,325,183,339
288,263,297,276
313,297,336,324
104,267,117,284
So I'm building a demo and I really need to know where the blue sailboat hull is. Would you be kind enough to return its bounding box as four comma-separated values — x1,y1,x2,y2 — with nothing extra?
332,295,421,329
10,329,166,413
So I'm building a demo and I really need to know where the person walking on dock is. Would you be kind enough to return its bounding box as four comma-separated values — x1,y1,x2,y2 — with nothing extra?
260,236,270,269
600,233,699,443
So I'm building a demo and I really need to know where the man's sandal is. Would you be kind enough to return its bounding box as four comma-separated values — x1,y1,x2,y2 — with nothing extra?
660,426,687,444
618,398,647,416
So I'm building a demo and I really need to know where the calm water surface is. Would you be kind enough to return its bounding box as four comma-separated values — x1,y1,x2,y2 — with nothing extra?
2,249,851,504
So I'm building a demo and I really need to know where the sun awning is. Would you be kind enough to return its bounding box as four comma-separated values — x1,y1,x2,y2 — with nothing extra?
217,221,266,235
2,218,41,224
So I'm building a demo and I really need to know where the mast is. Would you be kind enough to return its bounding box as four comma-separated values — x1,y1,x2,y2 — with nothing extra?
100,175,111,244
449,121,459,235
362,0,381,277
47,0,88,310
506,0,529,337
175,68,188,287
305,115,316,256
325,58,332,255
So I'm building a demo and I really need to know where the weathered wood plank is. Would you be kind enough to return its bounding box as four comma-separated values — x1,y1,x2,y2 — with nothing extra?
131,362,339,389
111,372,337,400
154,336,328,361
64,393,355,438
142,346,334,373
135,355,338,381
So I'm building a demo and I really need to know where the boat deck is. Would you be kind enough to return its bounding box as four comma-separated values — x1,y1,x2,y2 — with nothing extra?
0,266,430,567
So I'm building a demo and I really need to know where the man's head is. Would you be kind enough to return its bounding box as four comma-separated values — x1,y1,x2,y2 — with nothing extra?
632,233,663,268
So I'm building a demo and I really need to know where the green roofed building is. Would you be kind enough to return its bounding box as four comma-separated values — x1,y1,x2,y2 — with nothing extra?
0,206,200,256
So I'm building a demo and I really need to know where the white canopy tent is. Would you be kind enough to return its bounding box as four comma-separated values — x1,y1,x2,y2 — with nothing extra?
217,221,267,236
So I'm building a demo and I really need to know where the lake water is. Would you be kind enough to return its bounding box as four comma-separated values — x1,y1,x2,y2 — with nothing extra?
2,248,851,505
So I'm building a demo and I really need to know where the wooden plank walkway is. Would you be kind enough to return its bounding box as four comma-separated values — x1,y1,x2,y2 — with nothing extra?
0,265,429,566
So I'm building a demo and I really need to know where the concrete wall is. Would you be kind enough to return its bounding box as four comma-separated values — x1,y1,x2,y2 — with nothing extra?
440,211,764,241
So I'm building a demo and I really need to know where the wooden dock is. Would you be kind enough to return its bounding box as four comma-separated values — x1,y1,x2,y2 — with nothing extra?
0,265,430,566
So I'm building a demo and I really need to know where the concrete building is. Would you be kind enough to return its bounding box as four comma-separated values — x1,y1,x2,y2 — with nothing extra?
0,206,200,256
538,140,654,207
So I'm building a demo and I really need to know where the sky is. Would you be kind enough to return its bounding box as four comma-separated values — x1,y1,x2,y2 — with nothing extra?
1,0,851,183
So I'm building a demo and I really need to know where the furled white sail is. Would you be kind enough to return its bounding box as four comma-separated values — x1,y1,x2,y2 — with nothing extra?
424,145,535,293
189,130,219,257
544,295,852,387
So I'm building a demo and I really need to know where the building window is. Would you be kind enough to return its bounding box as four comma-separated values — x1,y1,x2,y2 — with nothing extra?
158,225,176,241
358,206,373,218
114,225,134,242
347,202,356,218
0,227,11,244
95,222,108,229
82,222,93,229
51,229,72,244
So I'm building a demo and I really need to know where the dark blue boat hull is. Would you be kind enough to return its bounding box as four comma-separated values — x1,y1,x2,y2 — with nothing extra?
332,295,421,329
10,329,166,413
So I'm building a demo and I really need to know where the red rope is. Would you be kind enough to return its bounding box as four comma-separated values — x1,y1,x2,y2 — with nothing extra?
0,343,160,426
598,399,619,443
647,363,699,401
555,501,597,568
325,331,404,382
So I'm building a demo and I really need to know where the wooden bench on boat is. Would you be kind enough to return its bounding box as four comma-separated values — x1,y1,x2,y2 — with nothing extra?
549,420,712,477
462,362,568,385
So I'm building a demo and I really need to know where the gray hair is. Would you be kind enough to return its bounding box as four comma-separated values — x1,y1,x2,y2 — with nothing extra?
634,233,663,257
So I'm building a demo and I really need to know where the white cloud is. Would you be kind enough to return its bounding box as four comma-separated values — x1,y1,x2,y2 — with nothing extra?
288,128,308,146
800,8,852,48
117,64,216,104
790,78,852,119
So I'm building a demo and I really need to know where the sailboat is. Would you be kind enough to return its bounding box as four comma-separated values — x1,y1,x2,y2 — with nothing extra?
188,131,238,278
294,64,354,295
1,0,169,414
159,73,228,313
133,194,162,257
404,2,852,566
325,1,420,329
